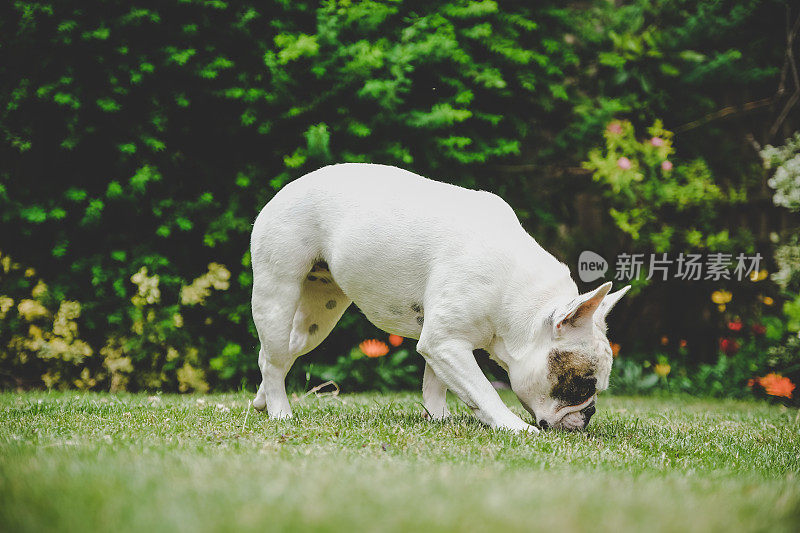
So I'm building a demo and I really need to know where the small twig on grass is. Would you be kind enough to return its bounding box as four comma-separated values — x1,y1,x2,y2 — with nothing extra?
242,400,252,432
299,380,340,401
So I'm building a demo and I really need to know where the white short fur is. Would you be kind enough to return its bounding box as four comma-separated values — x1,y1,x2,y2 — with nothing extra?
250,163,628,433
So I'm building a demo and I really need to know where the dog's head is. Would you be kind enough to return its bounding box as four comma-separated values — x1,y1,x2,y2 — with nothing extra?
509,281,629,431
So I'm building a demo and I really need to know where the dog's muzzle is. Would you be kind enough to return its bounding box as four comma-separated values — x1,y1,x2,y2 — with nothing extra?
539,400,596,431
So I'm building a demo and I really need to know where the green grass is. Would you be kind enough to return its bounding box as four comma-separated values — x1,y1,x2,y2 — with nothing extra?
1,391,799,532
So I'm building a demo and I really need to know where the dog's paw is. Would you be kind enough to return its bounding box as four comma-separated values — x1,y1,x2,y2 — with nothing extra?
523,424,540,435
421,407,451,421
497,421,539,435
252,395,267,412
268,409,293,420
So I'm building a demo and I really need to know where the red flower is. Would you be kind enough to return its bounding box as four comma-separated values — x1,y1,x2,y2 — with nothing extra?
617,157,632,170
751,324,766,335
388,334,403,347
661,160,673,172
719,338,739,355
727,320,743,332
753,373,795,399
359,339,389,358
679,339,687,349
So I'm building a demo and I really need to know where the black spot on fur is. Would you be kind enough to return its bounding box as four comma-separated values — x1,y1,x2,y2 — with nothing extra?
307,275,317,281
308,323,319,335
548,349,596,406
411,303,422,313
325,300,337,309
311,260,329,272
416,316,424,326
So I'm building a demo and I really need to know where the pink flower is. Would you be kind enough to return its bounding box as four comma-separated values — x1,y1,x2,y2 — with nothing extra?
607,121,623,135
617,157,632,170
650,137,665,147
661,160,673,172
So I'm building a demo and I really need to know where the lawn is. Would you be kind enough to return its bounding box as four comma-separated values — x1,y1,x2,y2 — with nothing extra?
1,390,798,532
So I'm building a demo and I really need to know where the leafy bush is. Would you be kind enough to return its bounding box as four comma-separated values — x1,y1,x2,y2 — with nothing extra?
1,0,797,393
306,338,421,393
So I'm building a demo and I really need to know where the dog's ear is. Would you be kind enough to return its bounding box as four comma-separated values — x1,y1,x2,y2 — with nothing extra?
553,281,612,336
597,285,630,320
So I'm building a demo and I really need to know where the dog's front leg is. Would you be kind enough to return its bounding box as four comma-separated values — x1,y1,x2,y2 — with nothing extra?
417,338,538,434
422,363,450,420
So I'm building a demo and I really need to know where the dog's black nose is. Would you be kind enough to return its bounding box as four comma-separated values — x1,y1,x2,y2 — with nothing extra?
580,402,596,426
539,420,550,430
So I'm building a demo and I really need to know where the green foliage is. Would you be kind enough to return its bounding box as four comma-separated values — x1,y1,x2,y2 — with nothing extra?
611,314,798,405
0,0,797,393
307,347,420,393
584,119,736,252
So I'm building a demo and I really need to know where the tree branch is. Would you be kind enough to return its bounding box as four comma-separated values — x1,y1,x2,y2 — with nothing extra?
768,8,800,140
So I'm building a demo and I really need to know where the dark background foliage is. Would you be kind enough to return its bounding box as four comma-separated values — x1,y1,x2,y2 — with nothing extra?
1,0,798,395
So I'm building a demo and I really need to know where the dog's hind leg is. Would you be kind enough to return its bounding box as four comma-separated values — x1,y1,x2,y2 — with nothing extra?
422,363,450,420
252,263,350,419
251,271,302,418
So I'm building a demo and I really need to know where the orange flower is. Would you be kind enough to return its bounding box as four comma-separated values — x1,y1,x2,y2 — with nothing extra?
679,339,687,349
388,334,404,347
754,373,795,399
610,342,621,358
660,335,669,346
359,339,389,358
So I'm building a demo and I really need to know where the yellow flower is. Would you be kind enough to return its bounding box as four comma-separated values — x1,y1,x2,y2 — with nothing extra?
654,363,671,377
711,290,732,304
31,280,48,298
0,296,14,318
717,304,726,312
17,299,49,321
131,266,161,305
53,301,81,340
762,296,774,306
24,268,36,278
180,263,230,305
166,347,180,361
749,269,768,282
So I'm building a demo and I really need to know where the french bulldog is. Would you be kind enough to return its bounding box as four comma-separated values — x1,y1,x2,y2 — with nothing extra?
251,163,629,433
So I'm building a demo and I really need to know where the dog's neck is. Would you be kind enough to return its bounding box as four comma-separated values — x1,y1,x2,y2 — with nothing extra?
488,247,578,366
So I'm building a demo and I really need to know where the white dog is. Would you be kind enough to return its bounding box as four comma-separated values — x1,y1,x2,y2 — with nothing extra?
251,164,628,433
